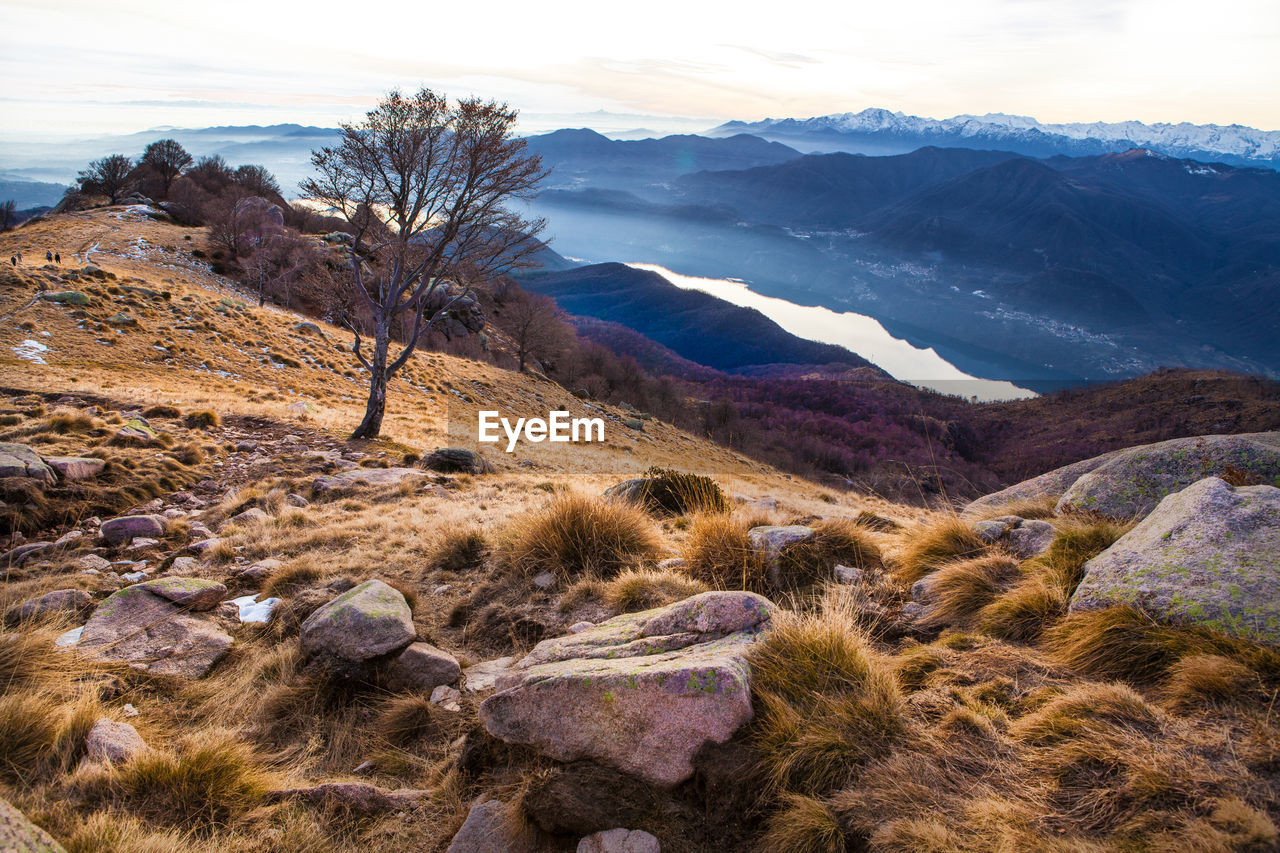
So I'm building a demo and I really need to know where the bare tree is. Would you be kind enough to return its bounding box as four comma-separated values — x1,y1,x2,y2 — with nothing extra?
139,139,193,196
234,164,282,198
78,155,135,203
503,288,573,372
0,200,15,232
301,88,548,439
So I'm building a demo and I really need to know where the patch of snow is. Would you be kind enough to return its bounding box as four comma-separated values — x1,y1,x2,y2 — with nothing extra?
56,626,83,647
13,339,49,364
228,594,282,624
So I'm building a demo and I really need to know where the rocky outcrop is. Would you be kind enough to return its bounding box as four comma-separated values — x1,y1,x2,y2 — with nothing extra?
1056,434,1280,520
480,591,776,787
0,443,55,484
299,579,415,662
0,797,66,853
134,577,227,610
100,514,165,546
963,448,1125,515
76,584,233,678
1070,477,1280,645
421,448,494,475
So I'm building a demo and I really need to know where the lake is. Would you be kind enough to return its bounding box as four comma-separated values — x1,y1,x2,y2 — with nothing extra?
627,263,1037,402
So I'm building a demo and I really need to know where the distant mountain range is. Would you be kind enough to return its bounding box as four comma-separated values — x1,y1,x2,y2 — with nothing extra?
711,109,1280,170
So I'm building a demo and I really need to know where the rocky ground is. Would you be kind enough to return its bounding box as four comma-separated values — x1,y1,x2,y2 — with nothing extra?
1,209,1279,852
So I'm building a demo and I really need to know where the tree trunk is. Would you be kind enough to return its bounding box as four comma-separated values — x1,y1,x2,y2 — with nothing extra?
351,321,391,439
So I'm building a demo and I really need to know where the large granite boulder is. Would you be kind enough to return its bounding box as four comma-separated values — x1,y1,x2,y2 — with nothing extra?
1057,434,1280,520
578,829,660,853
445,798,536,853
422,447,493,475
748,525,815,588
100,514,165,546
0,443,55,485
383,641,461,693
480,591,776,787
299,579,415,662
43,456,105,481
77,584,233,678
134,577,227,611
963,448,1125,515
0,797,66,853
1070,477,1280,645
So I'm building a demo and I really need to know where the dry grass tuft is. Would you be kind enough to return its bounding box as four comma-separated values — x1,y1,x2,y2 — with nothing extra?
503,492,662,580
917,554,1021,630
978,575,1068,642
1161,654,1265,709
630,466,729,515
760,792,848,853
893,517,989,584
749,604,904,795
428,526,488,573
971,496,1058,521
78,729,271,830
680,513,764,590
1010,682,1162,746
600,569,707,613
184,410,221,429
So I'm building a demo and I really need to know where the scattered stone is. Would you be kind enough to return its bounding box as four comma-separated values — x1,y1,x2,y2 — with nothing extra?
0,796,67,853
294,321,325,337
602,478,647,504
85,718,147,764
120,570,147,583
0,442,55,484
972,519,1009,543
238,557,282,581
578,829,661,853
964,448,1126,515
234,440,259,453
834,564,864,585
285,492,310,507
136,577,227,611
54,530,83,547
421,448,494,475
383,641,461,693
480,591,776,787
312,467,428,493
187,522,214,540
55,626,83,648
445,799,536,853
100,514,165,546
1056,434,1280,520
569,621,595,633
38,290,91,306
43,456,105,481
186,537,224,554
227,506,270,526
126,537,160,550
274,782,430,816
656,557,686,571
1006,519,1057,558
901,602,927,620
77,554,112,571
77,585,233,678
5,589,93,624
114,416,157,443
431,685,463,712
747,525,816,587
299,579,415,662
1,541,53,567
462,656,516,693
532,571,556,589
1070,477,1280,645
168,556,200,574
122,703,139,717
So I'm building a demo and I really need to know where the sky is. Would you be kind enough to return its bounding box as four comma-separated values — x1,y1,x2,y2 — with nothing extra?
1,0,1278,139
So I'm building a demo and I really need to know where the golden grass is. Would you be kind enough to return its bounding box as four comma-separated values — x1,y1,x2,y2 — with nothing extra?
629,466,729,515
599,569,707,613
503,492,662,580
916,554,1021,630
892,517,989,584
679,513,765,590
760,793,848,853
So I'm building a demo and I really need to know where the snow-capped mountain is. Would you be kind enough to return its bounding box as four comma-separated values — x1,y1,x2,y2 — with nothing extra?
711,109,1280,169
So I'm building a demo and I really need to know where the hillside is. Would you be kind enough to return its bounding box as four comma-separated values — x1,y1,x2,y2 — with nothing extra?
2,209,1279,853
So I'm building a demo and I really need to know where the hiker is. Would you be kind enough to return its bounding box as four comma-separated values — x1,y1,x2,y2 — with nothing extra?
45,250,52,262
8,256,14,266
54,253,60,264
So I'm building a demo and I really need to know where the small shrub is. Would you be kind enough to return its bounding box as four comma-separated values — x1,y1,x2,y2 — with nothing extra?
184,410,220,429
854,510,901,532
430,527,488,572
632,467,729,515
262,561,323,598
504,493,662,580
775,519,883,591
143,404,181,419
894,518,989,584
375,694,447,746
45,410,95,434
171,441,206,466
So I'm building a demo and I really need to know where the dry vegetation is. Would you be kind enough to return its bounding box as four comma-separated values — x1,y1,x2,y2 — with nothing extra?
2,210,1278,851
